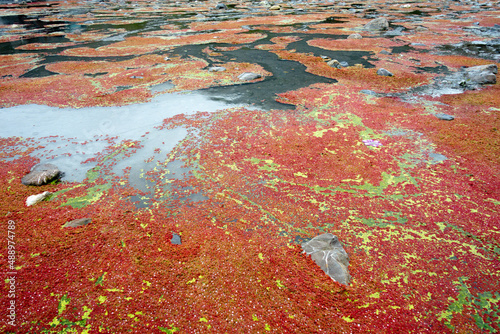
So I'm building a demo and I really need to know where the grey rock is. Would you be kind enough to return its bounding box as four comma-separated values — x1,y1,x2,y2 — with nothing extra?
208,66,227,72
463,64,497,74
462,64,497,86
21,163,60,186
363,17,389,31
302,233,351,285
384,26,406,37
436,113,455,121
347,33,362,39
467,71,496,85
215,3,227,10
64,218,91,228
237,72,262,81
377,68,393,76
415,63,498,96
360,89,382,96
379,50,391,55
171,232,182,245
339,61,349,68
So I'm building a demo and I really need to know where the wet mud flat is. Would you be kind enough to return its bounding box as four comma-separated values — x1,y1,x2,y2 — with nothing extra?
1,0,500,333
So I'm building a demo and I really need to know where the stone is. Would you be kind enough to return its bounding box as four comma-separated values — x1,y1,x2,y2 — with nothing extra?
269,5,281,10
436,113,455,121
347,33,362,39
363,17,389,31
415,26,428,32
215,3,227,10
26,191,51,206
463,64,497,85
237,72,262,81
63,218,92,228
21,163,60,186
208,66,227,72
327,59,341,68
379,50,391,55
302,233,351,285
171,232,182,245
377,68,393,76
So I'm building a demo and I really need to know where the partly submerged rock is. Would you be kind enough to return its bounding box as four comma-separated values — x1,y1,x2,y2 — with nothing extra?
327,59,341,68
215,3,227,10
237,72,262,81
26,191,51,206
436,113,455,121
302,233,351,285
21,163,60,186
363,17,389,31
208,66,227,72
347,33,362,39
377,68,393,76
171,232,182,245
64,218,92,228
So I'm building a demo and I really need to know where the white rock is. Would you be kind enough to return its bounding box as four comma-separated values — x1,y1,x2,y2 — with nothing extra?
26,191,51,206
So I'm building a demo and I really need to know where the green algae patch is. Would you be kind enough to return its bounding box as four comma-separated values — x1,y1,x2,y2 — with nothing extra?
58,183,112,209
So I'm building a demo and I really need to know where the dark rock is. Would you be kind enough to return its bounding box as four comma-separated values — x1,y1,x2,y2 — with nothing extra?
171,232,182,245
64,218,92,228
21,163,60,186
363,17,389,31
436,113,455,121
302,233,351,285
215,3,227,10
237,72,262,81
377,68,393,76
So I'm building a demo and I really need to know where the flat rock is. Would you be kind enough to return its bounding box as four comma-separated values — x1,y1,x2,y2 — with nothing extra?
436,113,455,121
377,68,393,76
302,233,351,285
363,17,389,31
21,163,60,186
237,72,262,81
64,218,92,228
208,66,227,72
